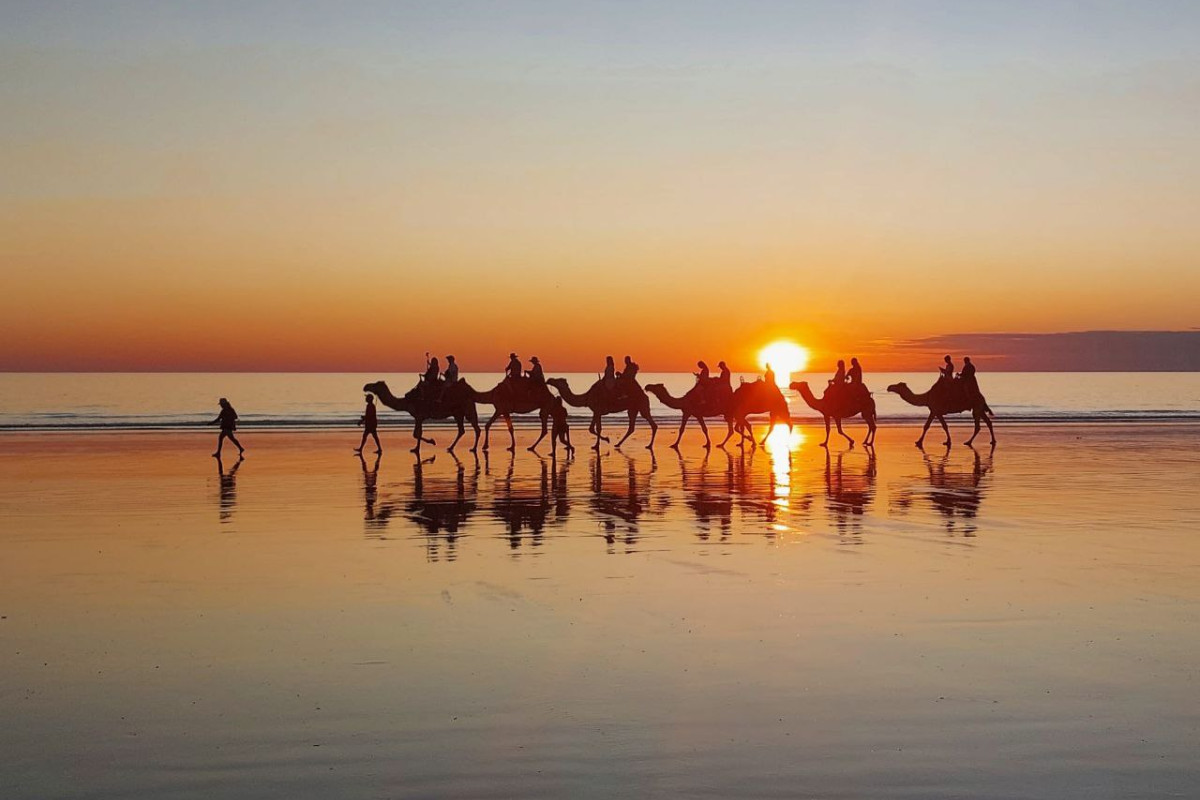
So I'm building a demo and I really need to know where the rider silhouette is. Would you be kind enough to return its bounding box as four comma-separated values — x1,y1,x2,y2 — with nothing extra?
847,357,863,385
940,355,955,384
443,355,459,385
527,356,545,385
830,359,846,386
619,355,639,383
960,356,979,397
423,355,440,385
505,353,522,381
602,356,616,391
764,363,776,387
717,360,731,388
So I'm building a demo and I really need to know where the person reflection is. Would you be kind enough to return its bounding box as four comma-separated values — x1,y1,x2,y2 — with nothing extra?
892,443,994,536
823,447,877,538
216,454,243,523
358,452,385,528
677,448,734,541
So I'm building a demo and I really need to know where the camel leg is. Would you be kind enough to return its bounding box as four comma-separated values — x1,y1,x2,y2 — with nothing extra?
718,417,736,448
697,416,711,449
938,415,951,447
865,413,877,447
482,410,502,452
983,412,996,445
448,416,466,451
614,409,637,449
643,407,657,450
469,417,480,453
836,417,854,448
411,420,433,453
592,414,603,451
505,414,516,452
529,413,549,452
741,419,755,448
821,416,831,447
966,414,981,446
917,413,934,448
671,414,689,449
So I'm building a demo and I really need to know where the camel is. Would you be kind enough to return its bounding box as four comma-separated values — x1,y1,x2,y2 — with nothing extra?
546,376,658,450
364,380,481,453
790,381,877,448
470,377,559,452
727,379,792,447
644,381,748,449
887,379,995,448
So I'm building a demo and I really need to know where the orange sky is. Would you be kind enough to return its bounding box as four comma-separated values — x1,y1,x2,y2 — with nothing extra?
3,3,1198,372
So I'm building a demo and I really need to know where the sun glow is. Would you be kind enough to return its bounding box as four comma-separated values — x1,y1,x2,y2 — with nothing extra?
758,340,809,388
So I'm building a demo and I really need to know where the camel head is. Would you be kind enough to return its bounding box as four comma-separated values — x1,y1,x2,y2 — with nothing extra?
643,383,666,397
363,380,389,396
545,377,569,391
788,380,810,393
886,382,907,394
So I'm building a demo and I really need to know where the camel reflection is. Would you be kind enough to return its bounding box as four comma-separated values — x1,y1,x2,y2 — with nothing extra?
892,444,994,536
589,451,668,552
215,454,243,523
362,453,479,561
677,449,734,540
487,450,571,550
823,447,877,537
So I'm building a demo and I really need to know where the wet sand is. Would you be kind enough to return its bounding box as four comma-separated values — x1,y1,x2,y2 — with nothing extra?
2,424,1198,798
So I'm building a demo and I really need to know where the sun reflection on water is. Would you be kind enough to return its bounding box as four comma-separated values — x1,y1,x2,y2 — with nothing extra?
763,424,804,520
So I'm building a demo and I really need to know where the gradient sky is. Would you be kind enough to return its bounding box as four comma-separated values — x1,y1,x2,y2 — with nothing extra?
2,1,1199,371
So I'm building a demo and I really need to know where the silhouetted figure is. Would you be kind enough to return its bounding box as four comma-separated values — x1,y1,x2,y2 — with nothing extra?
695,360,710,384
505,352,522,381
210,398,244,458
619,355,639,383
423,355,441,386
355,393,382,454
830,359,846,387
960,355,978,388
717,360,732,388
602,355,616,391
847,357,863,385
939,355,955,384
763,363,776,387
550,396,573,456
443,355,459,384
527,356,545,385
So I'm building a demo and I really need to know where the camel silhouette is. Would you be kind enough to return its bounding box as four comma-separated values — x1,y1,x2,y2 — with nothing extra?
644,381,750,449
546,376,658,450
364,380,481,453
790,381,877,448
887,379,995,448
471,378,559,453
727,379,792,447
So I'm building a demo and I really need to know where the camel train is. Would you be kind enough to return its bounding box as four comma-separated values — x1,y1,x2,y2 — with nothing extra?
363,354,995,454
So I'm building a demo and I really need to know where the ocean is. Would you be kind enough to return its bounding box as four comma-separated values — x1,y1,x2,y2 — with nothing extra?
0,372,1198,430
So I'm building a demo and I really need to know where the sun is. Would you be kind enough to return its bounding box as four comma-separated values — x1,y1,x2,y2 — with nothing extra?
757,340,809,387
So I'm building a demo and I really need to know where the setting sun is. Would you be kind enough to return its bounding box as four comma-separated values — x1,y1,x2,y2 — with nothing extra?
758,340,810,387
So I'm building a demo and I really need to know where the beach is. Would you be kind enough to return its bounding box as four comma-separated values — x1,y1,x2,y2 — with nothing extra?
2,423,1198,798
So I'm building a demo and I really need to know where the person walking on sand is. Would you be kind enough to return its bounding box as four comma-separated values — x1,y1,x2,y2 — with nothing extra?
211,397,244,458
550,396,573,457
355,393,382,454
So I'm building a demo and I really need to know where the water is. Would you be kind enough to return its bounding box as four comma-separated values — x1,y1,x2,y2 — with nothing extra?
1,372,1198,430
2,425,1198,798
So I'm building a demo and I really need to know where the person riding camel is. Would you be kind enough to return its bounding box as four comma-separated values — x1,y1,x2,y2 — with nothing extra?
939,355,955,386
443,355,459,385
602,356,617,393
505,353,523,381
959,356,979,400
847,357,863,385
717,360,732,388
619,355,639,384
830,359,846,386
764,363,776,387
526,356,545,386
